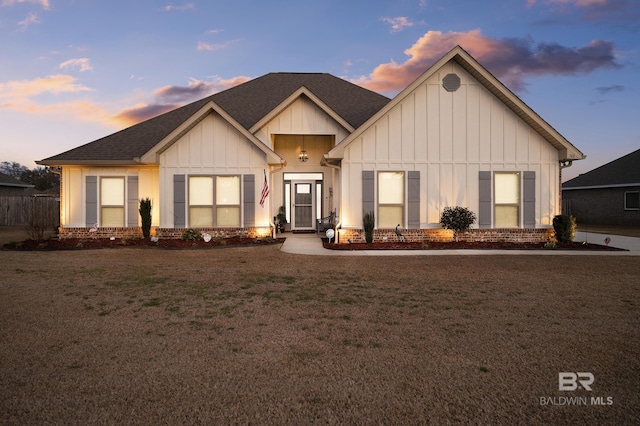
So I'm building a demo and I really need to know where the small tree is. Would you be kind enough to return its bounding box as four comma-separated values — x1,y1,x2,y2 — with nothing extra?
552,214,576,243
440,206,477,241
363,211,375,243
24,198,48,240
139,198,152,239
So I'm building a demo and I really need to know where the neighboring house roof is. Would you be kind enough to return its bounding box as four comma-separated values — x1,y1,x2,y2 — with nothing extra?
563,148,640,190
0,172,34,189
328,46,585,163
38,73,390,166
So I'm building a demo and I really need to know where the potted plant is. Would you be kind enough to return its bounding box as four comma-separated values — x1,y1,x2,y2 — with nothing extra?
275,205,288,233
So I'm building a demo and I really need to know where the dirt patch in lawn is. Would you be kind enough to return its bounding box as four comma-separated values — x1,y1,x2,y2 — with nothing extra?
1,248,638,424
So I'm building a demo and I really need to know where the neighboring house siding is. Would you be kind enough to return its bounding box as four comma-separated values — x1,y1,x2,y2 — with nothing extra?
158,113,270,228
563,186,640,227
254,96,350,147
339,62,559,229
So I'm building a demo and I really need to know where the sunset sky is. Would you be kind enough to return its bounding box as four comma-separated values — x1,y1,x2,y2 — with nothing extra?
1,0,638,181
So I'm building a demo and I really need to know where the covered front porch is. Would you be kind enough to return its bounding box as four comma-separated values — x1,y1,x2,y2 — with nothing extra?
270,134,339,233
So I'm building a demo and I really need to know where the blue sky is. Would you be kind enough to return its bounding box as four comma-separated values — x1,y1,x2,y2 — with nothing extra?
1,0,638,181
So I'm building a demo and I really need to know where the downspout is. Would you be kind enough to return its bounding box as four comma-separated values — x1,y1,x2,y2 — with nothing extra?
559,160,573,215
321,154,342,243
269,160,287,238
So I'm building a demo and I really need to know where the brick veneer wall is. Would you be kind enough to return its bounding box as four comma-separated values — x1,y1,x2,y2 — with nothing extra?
58,227,145,239
155,227,271,239
337,228,554,244
58,226,272,239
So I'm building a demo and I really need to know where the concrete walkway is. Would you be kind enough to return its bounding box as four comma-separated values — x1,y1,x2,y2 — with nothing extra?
280,231,640,256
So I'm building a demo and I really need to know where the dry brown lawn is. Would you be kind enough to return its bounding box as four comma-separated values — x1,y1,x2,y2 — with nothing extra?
1,246,639,425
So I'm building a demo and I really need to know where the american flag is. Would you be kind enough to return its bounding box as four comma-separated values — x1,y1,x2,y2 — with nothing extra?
259,169,269,207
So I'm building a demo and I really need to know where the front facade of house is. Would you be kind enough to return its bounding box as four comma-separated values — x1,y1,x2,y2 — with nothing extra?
39,46,584,242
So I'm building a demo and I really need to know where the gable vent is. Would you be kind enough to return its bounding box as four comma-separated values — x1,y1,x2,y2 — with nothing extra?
443,73,461,92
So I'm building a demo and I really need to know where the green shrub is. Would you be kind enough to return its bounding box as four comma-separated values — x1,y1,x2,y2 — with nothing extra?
440,206,477,241
182,228,202,241
552,214,576,243
139,198,152,239
363,211,375,244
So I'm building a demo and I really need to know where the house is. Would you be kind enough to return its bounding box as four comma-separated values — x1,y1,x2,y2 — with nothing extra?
0,172,34,195
562,148,640,227
38,46,585,242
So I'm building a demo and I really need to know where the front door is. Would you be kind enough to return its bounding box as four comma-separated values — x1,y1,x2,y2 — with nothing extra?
291,181,315,230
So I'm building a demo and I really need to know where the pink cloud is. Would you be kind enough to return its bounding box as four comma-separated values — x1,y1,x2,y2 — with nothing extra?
17,11,39,31
528,0,608,6
1,0,50,9
111,76,251,126
0,74,91,98
353,30,619,94
59,58,93,72
380,16,414,33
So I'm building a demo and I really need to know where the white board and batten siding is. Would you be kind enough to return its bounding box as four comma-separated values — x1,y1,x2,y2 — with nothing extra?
158,112,270,228
60,166,159,227
253,96,350,146
340,61,559,229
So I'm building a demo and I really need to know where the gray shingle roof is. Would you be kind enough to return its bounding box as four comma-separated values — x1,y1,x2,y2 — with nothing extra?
563,148,640,189
0,172,33,188
39,73,390,164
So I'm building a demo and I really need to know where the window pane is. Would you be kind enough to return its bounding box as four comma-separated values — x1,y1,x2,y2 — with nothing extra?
625,192,639,210
284,183,291,223
283,173,323,181
101,178,124,205
495,173,520,204
189,177,213,205
316,183,322,220
216,176,240,205
190,207,213,227
101,207,124,227
495,206,519,228
379,172,404,204
217,207,240,227
378,206,403,228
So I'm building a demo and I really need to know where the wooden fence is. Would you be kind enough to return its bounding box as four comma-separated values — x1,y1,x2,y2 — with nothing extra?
0,196,60,227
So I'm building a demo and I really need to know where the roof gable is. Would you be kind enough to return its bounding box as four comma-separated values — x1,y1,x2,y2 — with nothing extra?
249,87,355,134
563,148,640,189
328,46,585,162
139,100,283,165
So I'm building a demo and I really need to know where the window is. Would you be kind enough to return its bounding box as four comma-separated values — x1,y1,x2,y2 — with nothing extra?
216,175,240,226
188,175,240,227
494,172,520,227
100,177,125,227
189,176,214,226
625,191,639,211
378,171,404,228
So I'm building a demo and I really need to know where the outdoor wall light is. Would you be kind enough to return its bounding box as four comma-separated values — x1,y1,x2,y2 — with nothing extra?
299,136,309,162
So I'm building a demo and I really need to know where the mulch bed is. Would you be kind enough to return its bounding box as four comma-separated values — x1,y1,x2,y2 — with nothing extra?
323,239,626,251
2,236,286,251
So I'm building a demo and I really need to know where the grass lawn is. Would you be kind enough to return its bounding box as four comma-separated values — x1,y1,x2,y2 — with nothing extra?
1,246,639,424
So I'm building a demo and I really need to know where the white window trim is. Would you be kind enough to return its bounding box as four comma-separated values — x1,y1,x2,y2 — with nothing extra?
377,171,405,228
188,175,241,227
494,172,521,228
624,191,639,211
99,176,125,227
